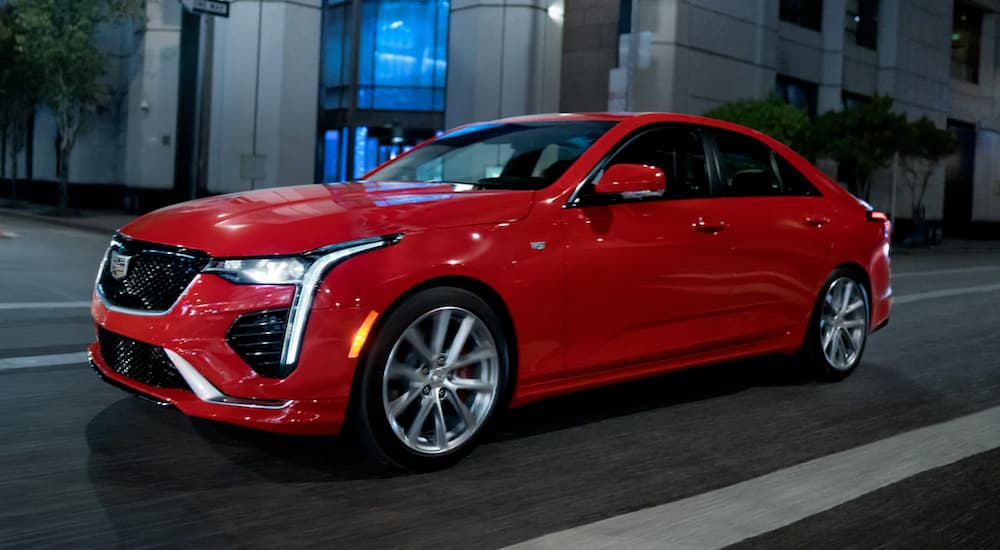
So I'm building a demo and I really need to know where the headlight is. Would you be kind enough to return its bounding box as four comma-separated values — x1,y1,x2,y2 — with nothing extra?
204,257,309,285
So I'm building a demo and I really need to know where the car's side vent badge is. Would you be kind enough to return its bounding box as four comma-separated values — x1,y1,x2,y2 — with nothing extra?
530,241,546,251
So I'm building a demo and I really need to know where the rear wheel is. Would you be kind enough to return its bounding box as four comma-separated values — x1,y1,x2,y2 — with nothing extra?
802,270,870,381
350,287,510,471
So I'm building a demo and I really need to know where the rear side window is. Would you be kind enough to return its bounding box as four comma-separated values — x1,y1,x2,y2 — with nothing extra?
714,131,783,196
714,130,820,197
774,154,821,196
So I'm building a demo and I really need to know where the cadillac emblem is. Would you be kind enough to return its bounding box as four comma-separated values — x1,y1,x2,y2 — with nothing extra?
109,250,132,280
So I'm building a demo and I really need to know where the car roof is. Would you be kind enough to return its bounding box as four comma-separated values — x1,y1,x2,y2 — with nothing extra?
494,112,763,136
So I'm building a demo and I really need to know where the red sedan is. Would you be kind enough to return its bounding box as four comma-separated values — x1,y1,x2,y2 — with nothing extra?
90,113,892,469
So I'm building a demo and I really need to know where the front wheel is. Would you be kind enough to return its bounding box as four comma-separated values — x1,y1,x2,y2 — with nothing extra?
350,287,510,471
802,270,870,382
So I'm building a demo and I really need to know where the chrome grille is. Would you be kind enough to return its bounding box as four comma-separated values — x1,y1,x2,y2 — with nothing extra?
226,309,290,378
97,327,191,390
98,236,209,312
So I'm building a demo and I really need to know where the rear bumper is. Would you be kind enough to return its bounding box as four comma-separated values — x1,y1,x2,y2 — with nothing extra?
871,291,892,333
89,343,347,434
871,315,890,333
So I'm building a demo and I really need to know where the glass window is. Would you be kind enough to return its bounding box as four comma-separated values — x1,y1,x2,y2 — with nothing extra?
322,129,342,182
780,0,823,31
776,75,818,117
845,0,878,50
320,2,351,110
358,0,448,111
603,128,711,198
367,121,617,189
715,131,783,197
775,154,820,196
952,1,982,83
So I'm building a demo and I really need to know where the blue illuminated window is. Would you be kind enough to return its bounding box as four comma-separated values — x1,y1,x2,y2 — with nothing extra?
358,0,448,111
320,0,448,112
354,126,370,177
323,130,340,181
322,128,350,182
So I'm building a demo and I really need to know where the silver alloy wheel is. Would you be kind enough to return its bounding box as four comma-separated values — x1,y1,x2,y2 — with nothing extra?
820,277,869,371
381,306,500,455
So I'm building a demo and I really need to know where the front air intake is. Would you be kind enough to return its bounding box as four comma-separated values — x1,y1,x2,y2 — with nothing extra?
97,327,191,391
226,309,291,378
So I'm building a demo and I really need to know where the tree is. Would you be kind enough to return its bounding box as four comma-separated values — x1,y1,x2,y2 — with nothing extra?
9,0,140,213
898,117,956,223
813,95,903,200
704,95,813,152
0,6,13,197
0,4,37,206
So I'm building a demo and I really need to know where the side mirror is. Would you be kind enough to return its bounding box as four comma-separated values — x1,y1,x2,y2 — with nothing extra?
593,163,666,195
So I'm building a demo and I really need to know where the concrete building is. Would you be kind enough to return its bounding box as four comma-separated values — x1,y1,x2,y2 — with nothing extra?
563,0,1000,235
3,0,999,235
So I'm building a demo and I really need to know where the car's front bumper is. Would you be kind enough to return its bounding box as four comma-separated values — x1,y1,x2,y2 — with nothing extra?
88,345,347,434
90,273,373,434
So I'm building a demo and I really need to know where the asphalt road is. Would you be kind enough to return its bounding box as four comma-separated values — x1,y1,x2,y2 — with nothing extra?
2,214,1000,549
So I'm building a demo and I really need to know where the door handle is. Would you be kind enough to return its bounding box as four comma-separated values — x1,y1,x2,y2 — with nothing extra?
804,216,830,227
692,217,728,233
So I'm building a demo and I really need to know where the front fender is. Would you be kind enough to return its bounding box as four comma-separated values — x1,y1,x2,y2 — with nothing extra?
312,218,566,391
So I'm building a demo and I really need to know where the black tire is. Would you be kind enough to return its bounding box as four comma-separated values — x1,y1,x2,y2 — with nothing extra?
801,268,870,382
348,287,511,471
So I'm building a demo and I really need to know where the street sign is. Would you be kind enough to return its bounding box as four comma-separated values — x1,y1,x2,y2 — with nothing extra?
180,0,230,18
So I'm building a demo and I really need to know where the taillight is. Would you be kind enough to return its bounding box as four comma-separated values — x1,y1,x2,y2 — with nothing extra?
867,210,891,241
866,210,888,222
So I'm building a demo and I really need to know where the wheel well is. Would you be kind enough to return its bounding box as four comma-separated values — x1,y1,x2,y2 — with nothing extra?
834,262,872,315
394,276,517,354
404,275,517,368
345,276,519,416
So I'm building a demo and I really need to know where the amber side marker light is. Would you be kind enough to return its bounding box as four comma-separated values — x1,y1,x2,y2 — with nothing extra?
348,310,380,358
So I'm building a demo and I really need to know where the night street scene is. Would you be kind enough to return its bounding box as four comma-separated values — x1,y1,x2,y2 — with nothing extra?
3,0,1000,548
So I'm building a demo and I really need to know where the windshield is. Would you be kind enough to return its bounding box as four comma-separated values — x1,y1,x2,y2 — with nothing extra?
365,121,617,190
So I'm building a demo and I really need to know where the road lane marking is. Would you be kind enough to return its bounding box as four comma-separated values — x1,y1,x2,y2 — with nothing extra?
0,352,88,371
0,301,91,310
505,405,1000,550
893,283,1000,305
894,265,1000,278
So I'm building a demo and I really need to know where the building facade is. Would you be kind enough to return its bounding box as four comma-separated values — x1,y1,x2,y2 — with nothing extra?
3,0,999,233
563,0,1000,233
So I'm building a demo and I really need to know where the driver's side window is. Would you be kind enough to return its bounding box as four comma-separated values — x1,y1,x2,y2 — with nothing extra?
604,127,711,199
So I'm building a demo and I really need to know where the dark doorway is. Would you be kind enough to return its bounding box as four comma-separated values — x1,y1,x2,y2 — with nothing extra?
944,120,976,237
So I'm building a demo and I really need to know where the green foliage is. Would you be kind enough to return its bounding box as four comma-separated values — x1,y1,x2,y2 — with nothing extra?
704,95,812,151
813,95,904,200
898,117,957,219
7,0,141,210
705,94,954,211
898,117,956,164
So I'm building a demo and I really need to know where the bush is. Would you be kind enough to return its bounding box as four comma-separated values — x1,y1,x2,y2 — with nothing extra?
704,95,812,152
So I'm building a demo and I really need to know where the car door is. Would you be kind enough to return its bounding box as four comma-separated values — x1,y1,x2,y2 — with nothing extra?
702,128,835,340
562,125,740,378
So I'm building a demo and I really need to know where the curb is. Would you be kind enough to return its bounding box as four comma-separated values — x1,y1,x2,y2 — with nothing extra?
0,207,126,236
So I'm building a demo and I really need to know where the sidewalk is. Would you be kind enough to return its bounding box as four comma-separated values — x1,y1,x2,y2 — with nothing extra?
0,203,134,235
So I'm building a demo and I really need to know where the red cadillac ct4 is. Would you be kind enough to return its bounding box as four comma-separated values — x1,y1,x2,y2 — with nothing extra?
90,113,892,469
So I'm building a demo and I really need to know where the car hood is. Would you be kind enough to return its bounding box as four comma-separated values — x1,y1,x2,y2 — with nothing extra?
120,182,533,257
